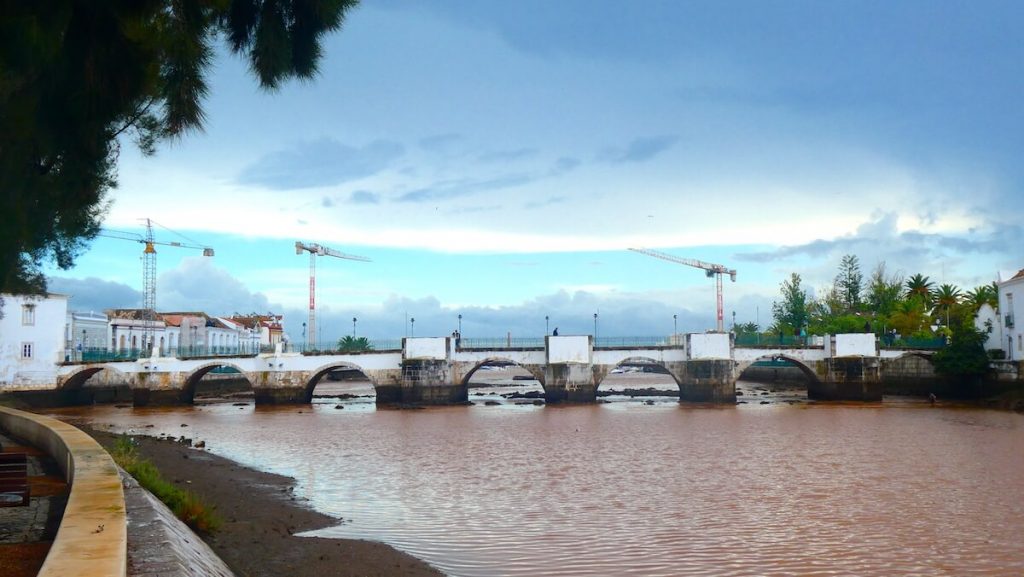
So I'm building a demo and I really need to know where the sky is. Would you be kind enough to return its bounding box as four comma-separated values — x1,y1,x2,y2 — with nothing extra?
45,0,1024,342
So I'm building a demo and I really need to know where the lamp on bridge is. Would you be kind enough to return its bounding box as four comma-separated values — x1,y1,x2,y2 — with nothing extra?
458,314,462,336
352,317,357,338
673,314,677,335
80,329,86,361
411,317,415,338
545,315,549,335
593,312,598,341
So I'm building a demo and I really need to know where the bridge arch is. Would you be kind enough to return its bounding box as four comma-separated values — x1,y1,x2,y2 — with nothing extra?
736,354,820,385
596,356,681,399
304,361,378,403
59,365,130,390
183,361,253,404
459,357,546,388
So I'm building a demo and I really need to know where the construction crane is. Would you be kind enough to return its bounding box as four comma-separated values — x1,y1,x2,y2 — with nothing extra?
99,219,214,349
628,247,737,332
295,241,370,348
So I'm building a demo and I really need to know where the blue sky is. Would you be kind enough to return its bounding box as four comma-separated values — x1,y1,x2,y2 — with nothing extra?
46,0,1024,341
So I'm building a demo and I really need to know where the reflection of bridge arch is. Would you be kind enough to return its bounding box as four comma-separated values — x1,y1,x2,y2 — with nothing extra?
304,362,377,403
60,365,130,390
460,357,546,388
183,361,252,404
737,355,820,384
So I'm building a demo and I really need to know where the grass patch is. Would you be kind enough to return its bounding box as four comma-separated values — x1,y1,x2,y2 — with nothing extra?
111,435,222,534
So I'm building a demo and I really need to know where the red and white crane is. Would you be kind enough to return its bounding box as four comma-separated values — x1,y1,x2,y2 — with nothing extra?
295,241,369,348
628,247,737,332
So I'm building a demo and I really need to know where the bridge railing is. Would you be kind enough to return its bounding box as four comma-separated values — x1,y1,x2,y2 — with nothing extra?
285,339,403,354
734,334,807,347
458,337,545,350
62,348,142,363
594,336,674,348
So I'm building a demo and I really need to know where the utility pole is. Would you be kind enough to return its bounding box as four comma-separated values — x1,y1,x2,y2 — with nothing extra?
295,242,369,349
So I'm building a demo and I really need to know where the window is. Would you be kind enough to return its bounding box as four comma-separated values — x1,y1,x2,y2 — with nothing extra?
21,343,33,359
21,304,35,326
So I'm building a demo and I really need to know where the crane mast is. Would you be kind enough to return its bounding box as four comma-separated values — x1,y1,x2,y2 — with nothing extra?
295,242,370,349
628,247,737,332
99,219,214,351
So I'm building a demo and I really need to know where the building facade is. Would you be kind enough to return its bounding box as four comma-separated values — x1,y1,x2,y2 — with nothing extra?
998,269,1024,361
0,293,69,387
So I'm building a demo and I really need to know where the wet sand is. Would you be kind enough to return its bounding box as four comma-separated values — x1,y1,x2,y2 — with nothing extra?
83,427,442,577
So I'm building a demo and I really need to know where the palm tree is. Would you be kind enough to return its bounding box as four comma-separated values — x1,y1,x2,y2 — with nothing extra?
337,335,372,353
905,274,935,304
934,283,962,326
964,283,998,310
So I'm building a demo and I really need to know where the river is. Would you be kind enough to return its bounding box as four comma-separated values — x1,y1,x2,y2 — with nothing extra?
48,376,1024,576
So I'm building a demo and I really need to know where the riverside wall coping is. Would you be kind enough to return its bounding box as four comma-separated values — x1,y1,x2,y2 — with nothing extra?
0,406,127,577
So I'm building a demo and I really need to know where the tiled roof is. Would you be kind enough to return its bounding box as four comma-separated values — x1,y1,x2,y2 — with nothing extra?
1012,268,1024,280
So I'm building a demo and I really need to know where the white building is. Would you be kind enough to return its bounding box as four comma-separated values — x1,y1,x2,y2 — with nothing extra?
0,293,68,388
66,310,109,357
975,303,1004,353
997,268,1024,361
107,309,167,355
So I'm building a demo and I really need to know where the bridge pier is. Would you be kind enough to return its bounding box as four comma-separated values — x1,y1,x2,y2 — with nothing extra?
810,357,882,401
676,359,737,403
544,363,597,403
400,359,467,404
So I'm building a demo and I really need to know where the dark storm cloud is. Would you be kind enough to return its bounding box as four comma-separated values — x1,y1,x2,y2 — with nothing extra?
47,277,142,312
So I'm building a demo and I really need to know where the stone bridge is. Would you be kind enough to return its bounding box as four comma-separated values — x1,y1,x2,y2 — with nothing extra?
36,333,942,406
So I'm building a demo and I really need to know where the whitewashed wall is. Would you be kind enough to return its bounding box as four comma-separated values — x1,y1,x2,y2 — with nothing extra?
547,335,591,364
687,333,731,360
0,294,68,387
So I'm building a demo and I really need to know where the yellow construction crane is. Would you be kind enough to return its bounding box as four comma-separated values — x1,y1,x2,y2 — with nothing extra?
295,241,370,348
99,219,214,349
628,247,737,332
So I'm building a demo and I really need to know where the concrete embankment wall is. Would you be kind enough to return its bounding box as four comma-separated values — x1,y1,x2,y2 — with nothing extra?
0,406,127,577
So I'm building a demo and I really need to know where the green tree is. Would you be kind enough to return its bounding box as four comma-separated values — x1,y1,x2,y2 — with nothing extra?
771,273,811,333
337,335,372,352
932,310,990,388
934,283,962,326
866,262,904,317
834,254,863,312
964,283,998,311
905,273,935,304
1,1,357,296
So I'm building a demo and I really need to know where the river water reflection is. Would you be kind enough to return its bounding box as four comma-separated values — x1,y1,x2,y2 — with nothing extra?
50,381,1024,576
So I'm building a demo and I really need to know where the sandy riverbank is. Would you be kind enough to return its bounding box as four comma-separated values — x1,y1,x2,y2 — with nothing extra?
82,427,442,577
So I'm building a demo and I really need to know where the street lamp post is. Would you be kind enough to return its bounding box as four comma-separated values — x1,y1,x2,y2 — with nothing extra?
411,317,415,338
301,322,306,351
458,314,462,336
81,329,86,361
673,314,677,336
545,315,549,335
593,312,598,342
732,310,736,332
352,317,357,338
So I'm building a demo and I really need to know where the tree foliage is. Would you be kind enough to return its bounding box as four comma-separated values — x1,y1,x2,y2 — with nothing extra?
932,308,990,379
834,254,863,312
0,0,357,295
771,273,810,332
337,335,372,352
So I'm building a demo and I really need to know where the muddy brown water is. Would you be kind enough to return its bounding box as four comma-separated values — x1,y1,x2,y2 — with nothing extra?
50,374,1024,576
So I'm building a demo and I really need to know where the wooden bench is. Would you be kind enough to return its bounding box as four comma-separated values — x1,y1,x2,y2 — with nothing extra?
0,452,29,506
